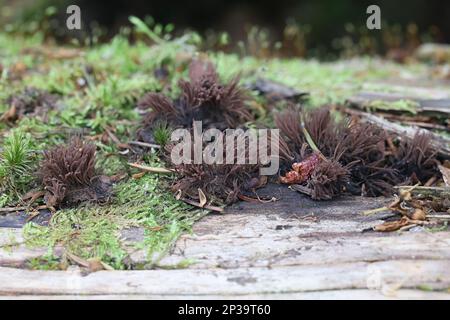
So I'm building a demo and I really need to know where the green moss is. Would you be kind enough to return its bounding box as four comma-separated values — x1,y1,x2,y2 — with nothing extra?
211,53,428,108
153,120,172,146
366,99,419,114
27,255,63,270
417,284,435,292
0,129,35,198
426,222,449,233
23,171,206,269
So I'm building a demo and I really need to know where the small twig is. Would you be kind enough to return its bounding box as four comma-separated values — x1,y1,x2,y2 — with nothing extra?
104,127,129,149
0,205,48,214
128,141,161,149
427,215,450,220
237,194,259,202
255,193,279,203
0,206,28,213
21,190,45,206
180,198,224,212
238,194,277,203
361,206,390,216
400,121,448,131
394,185,450,198
128,163,174,173
25,211,41,223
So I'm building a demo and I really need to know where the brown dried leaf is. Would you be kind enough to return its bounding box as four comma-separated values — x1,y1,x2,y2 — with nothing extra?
148,226,163,231
66,252,111,272
373,217,411,232
86,258,107,273
132,171,147,179
66,252,90,268
411,208,427,221
198,188,207,208
0,105,17,122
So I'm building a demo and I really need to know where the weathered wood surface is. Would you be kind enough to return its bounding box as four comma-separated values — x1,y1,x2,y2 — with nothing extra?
361,79,450,99
347,92,450,114
2,79,450,299
0,260,449,298
0,209,52,228
1,185,450,299
155,188,450,269
345,81,450,153
2,290,450,300
0,229,58,268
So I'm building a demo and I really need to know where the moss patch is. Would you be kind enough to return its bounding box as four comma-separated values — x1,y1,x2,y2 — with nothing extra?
24,172,206,269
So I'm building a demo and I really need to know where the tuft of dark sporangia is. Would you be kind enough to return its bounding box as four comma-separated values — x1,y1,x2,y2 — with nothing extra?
39,138,112,208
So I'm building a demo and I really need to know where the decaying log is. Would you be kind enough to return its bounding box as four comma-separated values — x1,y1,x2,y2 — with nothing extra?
1,185,450,299
0,289,449,300
347,92,450,115
1,260,450,297
343,108,450,157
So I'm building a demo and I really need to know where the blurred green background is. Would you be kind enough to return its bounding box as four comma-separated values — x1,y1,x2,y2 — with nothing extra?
1,0,448,58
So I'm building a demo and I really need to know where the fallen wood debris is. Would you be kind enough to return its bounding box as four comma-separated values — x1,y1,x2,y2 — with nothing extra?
342,108,450,157
347,92,450,116
372,185,450,232
248,78,309,102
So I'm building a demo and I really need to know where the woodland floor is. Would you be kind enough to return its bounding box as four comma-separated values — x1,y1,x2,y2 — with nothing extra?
0,30,450,299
